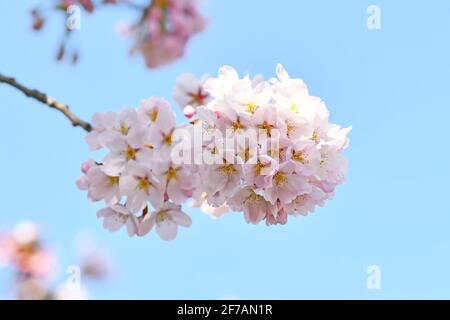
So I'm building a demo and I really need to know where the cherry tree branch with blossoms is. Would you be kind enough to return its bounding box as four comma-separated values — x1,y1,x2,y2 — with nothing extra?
77,64,352,241
0,64,351,243
31,0,207,68
0,73,92,132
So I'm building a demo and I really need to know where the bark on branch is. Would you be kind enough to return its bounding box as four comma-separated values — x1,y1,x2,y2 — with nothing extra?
0,73,92,132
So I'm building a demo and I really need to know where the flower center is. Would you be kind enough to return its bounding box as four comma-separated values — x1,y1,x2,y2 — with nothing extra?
188,88,209,106
124,146,136,161
230,120,245,132
245,189,263,203
254,161,268,175
311,129,320,143
220,164,236,175
293,194,307,204
273,172,287,186
163,133,172,146
240,148,250,162
286,120,295,136
257,121,274,137
320,153,328,166
245,102,258,113
290,103,299,113
150,109,158,122
136,177,151,191
166,167,178,182
119,123,129,135
108,176,119,185
292,151,308,164
156,210,169,222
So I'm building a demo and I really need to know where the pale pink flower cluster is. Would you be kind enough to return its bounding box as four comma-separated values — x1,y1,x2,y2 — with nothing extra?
0,221,55,278
177,65,351,225
79,64,351,239
78,98,197,240
0,222,110,300
132,0,207,68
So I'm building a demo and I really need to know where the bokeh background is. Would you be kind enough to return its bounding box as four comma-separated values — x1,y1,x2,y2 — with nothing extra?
1,0,450,299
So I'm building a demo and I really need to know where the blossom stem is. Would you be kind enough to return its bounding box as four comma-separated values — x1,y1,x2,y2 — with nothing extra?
0,73,92,132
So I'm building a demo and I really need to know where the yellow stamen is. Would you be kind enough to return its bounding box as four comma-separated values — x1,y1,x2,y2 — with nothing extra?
245,189,262,203
124,146,136,161
311,130,319,143
257,121,274,137
293,194,306,204
136,178,150,191
320,153,328,166
240,148,250,162
149,109,158,122
230,120,245,132
108,176,119,185
292,151,308,164
273,172,287,186
290,103,299,113
166,167,178,182
245,102,258,113
163,133,172,146
219,164,236,175
254,161,268,175
119,123,129,135
154,0,168,9
286,120,295,137
156,210,168,222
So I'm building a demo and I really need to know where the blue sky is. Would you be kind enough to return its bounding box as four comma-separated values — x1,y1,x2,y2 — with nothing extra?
1,0,450,299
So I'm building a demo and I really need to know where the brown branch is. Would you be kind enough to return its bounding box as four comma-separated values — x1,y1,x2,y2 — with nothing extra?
0,73,92,132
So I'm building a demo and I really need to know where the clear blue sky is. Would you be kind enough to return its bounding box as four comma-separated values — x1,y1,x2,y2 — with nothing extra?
1,0,450,299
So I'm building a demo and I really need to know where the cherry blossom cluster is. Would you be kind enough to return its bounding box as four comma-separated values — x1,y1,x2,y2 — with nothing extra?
173,64,351,225
0,221,110,300
130,0,207,68
78,98,198,240
31,0,206,68
0,221,55,279
78,64,351,240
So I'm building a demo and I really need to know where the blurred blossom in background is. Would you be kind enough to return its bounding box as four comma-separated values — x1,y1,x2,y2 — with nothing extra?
0,221,111,300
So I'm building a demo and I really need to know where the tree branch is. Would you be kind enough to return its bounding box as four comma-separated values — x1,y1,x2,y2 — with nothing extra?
0,73,92,132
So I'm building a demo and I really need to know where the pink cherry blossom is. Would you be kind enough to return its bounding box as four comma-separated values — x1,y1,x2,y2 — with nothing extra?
228,188,275,225
101,128,153,176
131,0,206,68
285,140,321,176
139,202,192,241
77,161,121,205
173,73,211,118
201,162,241,207
263,161,312,205
137,97,175,128
119,161,164,212
96,204,139,237
153,160,199,205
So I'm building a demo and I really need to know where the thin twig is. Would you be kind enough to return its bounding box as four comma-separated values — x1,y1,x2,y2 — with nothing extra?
0,73,92,132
